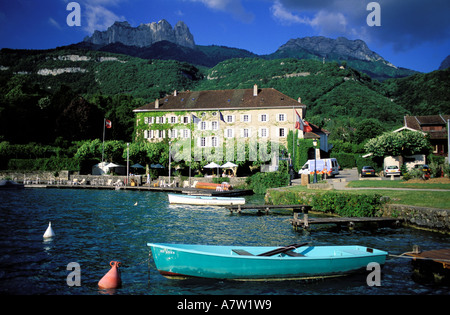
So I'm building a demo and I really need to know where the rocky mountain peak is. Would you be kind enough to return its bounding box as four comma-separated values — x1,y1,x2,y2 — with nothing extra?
438,55,450,70
84,19,195,49
278,36,390,65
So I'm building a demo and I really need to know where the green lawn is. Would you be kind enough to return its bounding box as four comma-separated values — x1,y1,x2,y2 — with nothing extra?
282,184,450,209
347,180,450,190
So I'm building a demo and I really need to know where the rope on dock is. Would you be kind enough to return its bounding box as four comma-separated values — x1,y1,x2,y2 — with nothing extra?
388,252,450,264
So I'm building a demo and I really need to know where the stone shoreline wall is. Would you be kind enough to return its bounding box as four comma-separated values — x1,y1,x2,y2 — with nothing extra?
382,204,450,233
0,171,247,188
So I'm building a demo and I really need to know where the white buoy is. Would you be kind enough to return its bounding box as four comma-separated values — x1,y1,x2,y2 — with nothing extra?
134,201,138,206
43,221,55,238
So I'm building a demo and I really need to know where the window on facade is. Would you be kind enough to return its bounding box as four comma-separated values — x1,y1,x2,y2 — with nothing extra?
212,121,218,130
170,116,177,124
423,126,443,131
226,115,233,123
183,116,190,124
279,128,285,137
200,137,206,147
211,136,218,147
278,114,286,122
260,128,268,138
225,128,234,138
260,114,267,122
182,129,190,138
242,114,250,122
200,121,207,130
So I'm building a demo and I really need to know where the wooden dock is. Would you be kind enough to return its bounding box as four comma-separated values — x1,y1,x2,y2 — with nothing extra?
405,248,450,269
291,207,403,230
404,248,450,283
226,204,312,214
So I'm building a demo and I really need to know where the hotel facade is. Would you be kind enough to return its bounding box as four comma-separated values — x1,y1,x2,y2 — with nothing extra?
133,85,329,163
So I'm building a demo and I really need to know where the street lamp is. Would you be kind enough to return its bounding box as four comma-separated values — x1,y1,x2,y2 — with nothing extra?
313,139,318,183
168,141,172,184
126,143,129,186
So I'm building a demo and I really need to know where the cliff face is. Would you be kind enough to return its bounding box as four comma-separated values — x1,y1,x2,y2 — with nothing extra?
84,20,195,49
277,36,389,64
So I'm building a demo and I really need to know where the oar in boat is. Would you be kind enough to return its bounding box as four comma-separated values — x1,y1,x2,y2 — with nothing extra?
257,242,310,257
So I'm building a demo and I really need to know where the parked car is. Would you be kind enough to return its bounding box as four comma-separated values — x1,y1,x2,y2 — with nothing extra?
384,165,401,177
361,166,376,177
414,164,431,179
414,164,431,172
298,158,340,177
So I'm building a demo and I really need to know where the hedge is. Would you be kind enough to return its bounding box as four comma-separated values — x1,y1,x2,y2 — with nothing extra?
7,157,80,172
246,171,290,195
266,190,385,217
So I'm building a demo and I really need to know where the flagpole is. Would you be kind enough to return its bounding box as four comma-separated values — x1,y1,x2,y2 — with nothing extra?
189,115,192,186
292,106,295,163
102,117,106,164
448,119,450,168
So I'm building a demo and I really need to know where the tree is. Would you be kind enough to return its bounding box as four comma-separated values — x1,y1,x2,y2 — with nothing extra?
364,130,432,160
353,118,385,144
56,96,103,141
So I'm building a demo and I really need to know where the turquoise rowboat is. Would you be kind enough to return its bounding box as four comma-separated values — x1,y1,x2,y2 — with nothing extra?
147,243,388,280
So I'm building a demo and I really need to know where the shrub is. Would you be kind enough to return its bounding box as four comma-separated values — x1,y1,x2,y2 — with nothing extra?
331,153,356,169
246,171,290,194
266,190,385,217
310,192,384,217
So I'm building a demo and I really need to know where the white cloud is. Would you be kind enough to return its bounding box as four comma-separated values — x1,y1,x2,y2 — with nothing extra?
270,1,352,36
270,1,310,25
309,11,348,35
185,0,254,23
81,2,126,34
49,17,63,30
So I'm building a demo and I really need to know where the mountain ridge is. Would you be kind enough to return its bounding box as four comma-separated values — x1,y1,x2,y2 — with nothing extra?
80,19,417,80
83,19,196,49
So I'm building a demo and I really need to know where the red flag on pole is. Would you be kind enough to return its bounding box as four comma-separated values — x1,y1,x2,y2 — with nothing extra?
105,119,112,129
294,109,312,132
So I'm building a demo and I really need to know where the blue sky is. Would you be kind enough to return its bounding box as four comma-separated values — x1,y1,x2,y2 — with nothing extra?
0,0,449,73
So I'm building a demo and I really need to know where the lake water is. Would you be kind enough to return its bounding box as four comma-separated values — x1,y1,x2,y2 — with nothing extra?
0,188,449,295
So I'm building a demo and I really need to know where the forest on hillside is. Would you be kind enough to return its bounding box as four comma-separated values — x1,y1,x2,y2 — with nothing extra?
0,47,448,172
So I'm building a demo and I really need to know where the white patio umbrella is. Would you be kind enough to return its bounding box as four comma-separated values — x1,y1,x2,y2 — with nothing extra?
204,162,221,176
220,162,238,168
104,162,121,175
220,162,238,177
106,162,120,168
204,162,221,168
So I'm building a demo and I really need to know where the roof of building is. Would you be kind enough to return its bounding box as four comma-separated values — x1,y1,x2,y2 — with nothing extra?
133,86,306,112
403,115,449,140
303,122,330,138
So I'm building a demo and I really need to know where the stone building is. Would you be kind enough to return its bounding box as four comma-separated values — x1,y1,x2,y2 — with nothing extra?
133,85,330,163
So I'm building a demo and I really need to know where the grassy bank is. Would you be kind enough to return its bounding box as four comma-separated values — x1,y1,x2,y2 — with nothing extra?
347,178,450,190
266,184,450,210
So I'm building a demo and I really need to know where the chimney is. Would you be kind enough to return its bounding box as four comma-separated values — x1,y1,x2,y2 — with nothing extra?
298,97,302,103
174,90,177,96
253,84,258,96
155,98,159,109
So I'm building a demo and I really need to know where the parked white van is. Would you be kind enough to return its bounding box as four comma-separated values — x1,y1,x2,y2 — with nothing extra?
298,158,340,177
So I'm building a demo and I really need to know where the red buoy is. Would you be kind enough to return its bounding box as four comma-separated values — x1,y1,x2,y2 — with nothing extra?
98,261,122,289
